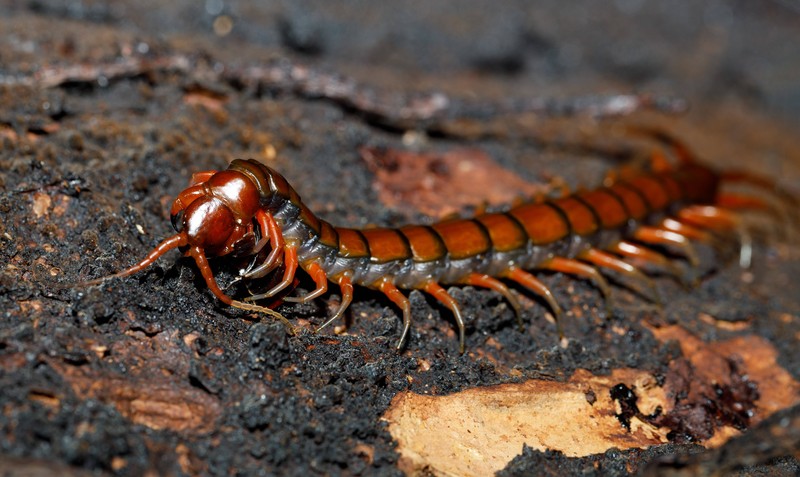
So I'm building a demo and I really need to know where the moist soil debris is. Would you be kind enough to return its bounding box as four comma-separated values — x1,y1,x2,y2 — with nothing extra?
2,2,800,476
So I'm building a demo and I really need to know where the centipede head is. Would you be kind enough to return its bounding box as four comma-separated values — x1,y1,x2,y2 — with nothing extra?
170,170,262,257
85,169,263,293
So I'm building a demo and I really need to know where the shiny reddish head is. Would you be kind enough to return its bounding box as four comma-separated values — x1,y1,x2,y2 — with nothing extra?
170,170,262,257
92,168,266,306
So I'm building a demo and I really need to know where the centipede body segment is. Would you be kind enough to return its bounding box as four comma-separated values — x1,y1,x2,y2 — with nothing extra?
87,134,783,352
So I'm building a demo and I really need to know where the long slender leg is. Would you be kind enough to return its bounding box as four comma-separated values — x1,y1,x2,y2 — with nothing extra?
189,246,233,305
717,193,787,239
539,256,613,316
189,245,294,330
506,267,565,338
244,210,285,279
609,240,687,286
464,273,523,330
284,262,328,303
677,205,739,230
579,248,661,305
677,205,752,268
245,244,298,301
633,226,700,267
379,280,412,351
721,170,800,226
660,218,713,243
423,282,466,354
317,274,354,332
716,193,775,213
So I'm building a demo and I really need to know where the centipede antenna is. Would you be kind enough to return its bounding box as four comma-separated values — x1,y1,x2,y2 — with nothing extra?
81,233,188,287
540,257,614,317
231,300,295,333
188,245,294,331
424,282,466,354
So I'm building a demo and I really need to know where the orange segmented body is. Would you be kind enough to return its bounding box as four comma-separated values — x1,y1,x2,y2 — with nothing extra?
88,134,778,352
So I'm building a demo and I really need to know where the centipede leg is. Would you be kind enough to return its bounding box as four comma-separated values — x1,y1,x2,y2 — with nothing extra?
317,274,354,332
464,273,523,330
244,210,285,279
721,170,800,227
677,205,752,268
579,248,661,306
284,262,328,303
539,256,613,316
190,245,294,330
245,244,299,301
633,226,700,267
423,282,466,354
506,267,565,338
716,193,788,240
379,280,412,351
716,194,775,213
609,241,688,287
189,246,232,305
660,218,714,243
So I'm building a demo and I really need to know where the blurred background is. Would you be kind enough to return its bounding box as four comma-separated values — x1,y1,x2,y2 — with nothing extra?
2,0,799,121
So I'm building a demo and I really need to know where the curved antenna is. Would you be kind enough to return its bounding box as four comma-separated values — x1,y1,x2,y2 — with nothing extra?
82,233,188,286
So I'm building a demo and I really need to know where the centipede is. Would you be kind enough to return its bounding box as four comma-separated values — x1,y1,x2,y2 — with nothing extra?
85,131,792,353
